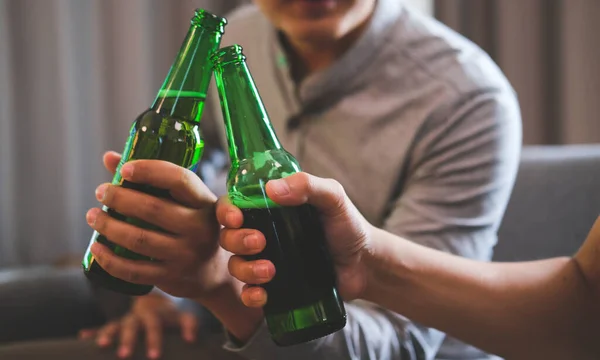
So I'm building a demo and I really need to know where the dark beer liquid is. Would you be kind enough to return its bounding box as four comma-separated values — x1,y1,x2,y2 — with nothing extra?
240,204,346,345
83,96,204,296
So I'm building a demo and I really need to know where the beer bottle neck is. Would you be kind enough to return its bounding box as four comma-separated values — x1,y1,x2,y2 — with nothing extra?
213,50,282,163
151,10,225,123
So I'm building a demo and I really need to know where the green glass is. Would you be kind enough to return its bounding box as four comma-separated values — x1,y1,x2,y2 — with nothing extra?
82,9,227,296
212,45,347,346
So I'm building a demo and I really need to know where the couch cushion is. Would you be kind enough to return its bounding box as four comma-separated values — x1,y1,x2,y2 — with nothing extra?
495,145,600,261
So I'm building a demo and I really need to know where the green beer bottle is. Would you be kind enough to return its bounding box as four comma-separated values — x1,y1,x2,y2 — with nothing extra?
212,45,347,346
82,9,227,296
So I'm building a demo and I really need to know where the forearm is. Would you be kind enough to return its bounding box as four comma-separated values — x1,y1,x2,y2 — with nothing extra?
363,227,598,359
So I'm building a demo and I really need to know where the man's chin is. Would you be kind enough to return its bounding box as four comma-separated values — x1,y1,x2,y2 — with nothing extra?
282,24,341,46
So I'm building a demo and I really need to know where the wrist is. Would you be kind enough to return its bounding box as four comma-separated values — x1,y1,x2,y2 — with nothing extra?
361,226,414,303
194,278,264,342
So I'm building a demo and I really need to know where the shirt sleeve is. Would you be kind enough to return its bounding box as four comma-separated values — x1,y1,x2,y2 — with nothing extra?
220,88,522,360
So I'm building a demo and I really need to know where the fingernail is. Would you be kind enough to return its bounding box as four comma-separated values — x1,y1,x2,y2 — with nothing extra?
97,336,109,347
250,288,264,302
95,184,108,201
225,210,237,225
243,235,261,250
148,349,160,359
254,263,271,278
269,179,289,196
118,346,130,358
86,208,100,226
120,163,133,179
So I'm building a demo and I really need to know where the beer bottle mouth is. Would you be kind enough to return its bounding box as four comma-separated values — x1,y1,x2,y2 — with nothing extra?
211,44,246,69
192,9,227,34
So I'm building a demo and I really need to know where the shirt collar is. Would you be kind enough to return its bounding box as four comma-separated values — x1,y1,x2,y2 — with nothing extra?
271,0,404,109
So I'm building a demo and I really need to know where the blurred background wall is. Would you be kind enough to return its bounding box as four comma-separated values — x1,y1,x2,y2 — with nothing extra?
0,0,598,268
435,0,600,145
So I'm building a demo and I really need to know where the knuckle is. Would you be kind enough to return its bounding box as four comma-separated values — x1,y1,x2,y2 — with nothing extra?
126,269,140,284
99,256,113,273
93,211,107,232
143,196,164,218
292,172,313,201
296,172,312,190
122,314,139,327
178,166,191,187
129,162,144,181
323,178,346,211
184,208,204,233
130,228,148,252
102,185,116,205
328,178,345,196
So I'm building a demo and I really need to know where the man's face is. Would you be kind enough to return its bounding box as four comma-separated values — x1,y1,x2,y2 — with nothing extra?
253,0,376,44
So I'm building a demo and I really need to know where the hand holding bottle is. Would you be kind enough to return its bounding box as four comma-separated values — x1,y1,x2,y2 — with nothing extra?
86,151,230,300
218,172,372,307
223,172,600,359
82,9,227,296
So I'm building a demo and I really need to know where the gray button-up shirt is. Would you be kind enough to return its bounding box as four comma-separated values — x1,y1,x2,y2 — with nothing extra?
197,1,522,359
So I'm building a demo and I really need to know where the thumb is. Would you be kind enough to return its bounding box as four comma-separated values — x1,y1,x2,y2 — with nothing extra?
179,312,198,343
103,151,122,175
265,172,348,218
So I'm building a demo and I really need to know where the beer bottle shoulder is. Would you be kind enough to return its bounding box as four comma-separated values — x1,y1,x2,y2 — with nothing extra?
131,109,200,134
124,109,203,166
227,149,300,208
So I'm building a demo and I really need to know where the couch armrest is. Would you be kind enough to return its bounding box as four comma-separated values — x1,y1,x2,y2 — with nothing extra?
0,266,107,343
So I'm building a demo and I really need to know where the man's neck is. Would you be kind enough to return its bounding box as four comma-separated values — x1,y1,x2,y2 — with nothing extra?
287,40,345,81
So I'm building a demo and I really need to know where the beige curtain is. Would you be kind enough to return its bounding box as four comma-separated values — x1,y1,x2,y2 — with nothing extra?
0,0,243,268
435,0,600,145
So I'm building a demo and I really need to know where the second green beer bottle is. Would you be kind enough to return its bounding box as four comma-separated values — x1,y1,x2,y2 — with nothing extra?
82,9,226,296
212,45,347,346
